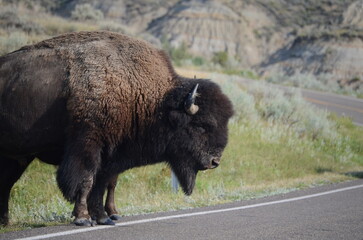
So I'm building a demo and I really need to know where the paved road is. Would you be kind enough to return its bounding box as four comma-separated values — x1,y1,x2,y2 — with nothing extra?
2,180,363,240
274,85,363,127
268,85,363,126
299,88,363,127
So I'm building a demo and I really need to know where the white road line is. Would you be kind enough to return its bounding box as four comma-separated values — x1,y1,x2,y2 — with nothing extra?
15,184,363,240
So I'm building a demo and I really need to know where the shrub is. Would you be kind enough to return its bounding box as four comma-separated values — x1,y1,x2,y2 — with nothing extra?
170,42,191,65
249,82,337,140
212,51,229,68
0,8,43,34
192,56,205,66
0,31,30,55
161,38,192,66
216,77,258,123
71,3,104,21
212,72,338,141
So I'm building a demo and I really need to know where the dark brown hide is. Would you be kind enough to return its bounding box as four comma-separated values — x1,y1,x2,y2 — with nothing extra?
0,31,233,226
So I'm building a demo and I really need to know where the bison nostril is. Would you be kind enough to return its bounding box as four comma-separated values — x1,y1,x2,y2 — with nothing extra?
211,159,220,168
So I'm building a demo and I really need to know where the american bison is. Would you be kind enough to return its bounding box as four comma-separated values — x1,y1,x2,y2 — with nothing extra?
0,31,233,226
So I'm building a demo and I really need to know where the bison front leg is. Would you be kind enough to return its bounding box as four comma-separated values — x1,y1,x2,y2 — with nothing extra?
72,175,94,226
57,137,102,227
105,175,122,221
87,174,118,225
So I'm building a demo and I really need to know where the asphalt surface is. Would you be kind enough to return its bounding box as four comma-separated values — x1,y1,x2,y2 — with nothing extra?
299,88,363,127
2,180,363,240
269,84,363,127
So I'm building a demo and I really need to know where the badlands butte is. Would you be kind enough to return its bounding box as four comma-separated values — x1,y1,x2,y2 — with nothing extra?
1,0,363,90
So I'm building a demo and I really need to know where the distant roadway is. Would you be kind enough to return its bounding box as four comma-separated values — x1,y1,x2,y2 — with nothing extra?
239,79,363,127
300,88,363,127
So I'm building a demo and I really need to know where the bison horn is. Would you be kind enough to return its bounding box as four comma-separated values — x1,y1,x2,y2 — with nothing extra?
184,84,199,115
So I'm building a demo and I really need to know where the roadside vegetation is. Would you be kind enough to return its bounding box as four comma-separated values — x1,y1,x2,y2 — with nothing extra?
1,1,363,233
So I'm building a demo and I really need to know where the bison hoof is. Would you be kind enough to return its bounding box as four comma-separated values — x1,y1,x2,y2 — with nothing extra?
97,217,115,225
109,214,122,221
74,218,93,227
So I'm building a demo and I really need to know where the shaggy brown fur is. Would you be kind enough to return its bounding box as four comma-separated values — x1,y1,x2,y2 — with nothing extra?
0,31,234,226
23,31,178,146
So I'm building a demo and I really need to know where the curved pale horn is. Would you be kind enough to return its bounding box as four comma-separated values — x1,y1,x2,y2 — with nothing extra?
184,83,199,115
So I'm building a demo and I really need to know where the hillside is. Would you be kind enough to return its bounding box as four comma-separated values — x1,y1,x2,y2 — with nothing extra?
0,0,362,94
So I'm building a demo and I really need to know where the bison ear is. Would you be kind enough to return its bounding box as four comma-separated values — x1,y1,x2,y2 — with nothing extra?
168,110,191,129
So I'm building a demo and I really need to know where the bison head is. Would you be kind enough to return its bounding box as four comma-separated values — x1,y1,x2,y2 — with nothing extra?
164,79,234,195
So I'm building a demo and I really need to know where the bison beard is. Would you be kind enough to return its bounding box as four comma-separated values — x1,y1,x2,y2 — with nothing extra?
170,163,197,196
0,31,233,227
